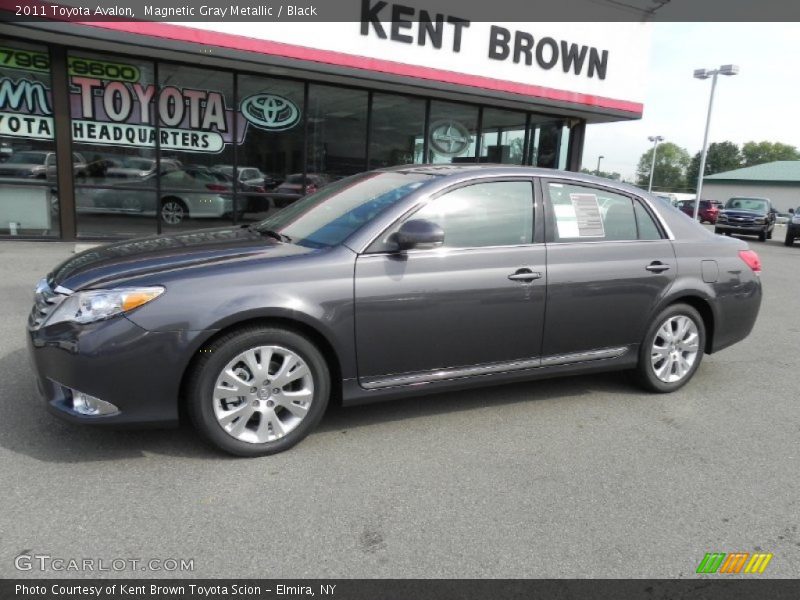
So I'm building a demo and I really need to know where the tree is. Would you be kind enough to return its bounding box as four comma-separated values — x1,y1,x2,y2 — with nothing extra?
580,168,621,181
741,141,800,167
636,142,690,191
686,141,742,190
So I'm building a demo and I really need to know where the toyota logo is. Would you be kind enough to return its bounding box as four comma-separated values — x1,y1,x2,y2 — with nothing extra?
429,120,471,156
240,93,301,131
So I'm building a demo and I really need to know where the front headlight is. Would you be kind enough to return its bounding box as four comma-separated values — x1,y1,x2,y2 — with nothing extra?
754,217,766,224
45,287,164,326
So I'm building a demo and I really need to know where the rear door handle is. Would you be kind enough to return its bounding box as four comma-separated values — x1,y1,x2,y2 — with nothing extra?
645,261,671,273
508,268,543,282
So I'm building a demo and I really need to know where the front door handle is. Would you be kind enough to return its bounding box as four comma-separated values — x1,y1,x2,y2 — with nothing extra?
645,261,671,273
508,268,543,282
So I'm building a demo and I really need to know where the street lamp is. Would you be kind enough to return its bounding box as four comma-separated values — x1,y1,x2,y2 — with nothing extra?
647,135,664,193
596,155,604,175
693,64,739,220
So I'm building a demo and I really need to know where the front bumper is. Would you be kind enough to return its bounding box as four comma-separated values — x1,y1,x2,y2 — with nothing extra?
715,222,766,235
27,315,211,426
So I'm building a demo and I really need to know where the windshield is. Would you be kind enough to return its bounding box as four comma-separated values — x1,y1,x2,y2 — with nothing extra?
6,151,47,165
255,171,434,248
725,198,769,213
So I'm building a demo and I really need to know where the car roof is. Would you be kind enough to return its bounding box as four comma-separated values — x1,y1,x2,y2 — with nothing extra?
377,163,650,197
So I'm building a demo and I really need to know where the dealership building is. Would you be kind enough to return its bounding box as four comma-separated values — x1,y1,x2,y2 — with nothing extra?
0,15,649,240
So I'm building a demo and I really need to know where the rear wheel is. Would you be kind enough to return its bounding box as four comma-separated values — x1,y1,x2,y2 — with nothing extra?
187,327,330,456
636,304,705,393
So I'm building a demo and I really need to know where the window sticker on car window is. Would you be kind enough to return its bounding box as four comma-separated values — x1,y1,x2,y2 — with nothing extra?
554,202,580,237
569,193,605,237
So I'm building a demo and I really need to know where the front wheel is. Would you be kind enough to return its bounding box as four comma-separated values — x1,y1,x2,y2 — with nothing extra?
161,198,187,225
786,232,795,246
635,304,705,393
187,327,330,456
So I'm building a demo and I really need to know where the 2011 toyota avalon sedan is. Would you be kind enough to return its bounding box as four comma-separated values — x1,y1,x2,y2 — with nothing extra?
27,165,763,456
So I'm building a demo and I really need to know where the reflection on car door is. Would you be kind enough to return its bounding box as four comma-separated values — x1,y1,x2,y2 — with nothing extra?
541,179,676,359
354,179,547,386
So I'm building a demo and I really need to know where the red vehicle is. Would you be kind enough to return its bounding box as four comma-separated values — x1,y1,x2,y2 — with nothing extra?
678,199,719,224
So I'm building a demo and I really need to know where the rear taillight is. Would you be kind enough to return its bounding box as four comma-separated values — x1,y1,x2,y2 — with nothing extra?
739,250,761,273
305,185,317,194
206,183,227,191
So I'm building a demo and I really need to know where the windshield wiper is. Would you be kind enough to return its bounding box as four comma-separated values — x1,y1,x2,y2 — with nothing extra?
251,226,292,243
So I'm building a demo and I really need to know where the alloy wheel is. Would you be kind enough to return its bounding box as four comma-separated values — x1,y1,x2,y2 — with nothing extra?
161,200,185,225
212,345,314,444
650,315,700,383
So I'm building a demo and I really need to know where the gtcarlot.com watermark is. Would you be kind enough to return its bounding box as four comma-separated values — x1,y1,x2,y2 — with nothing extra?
15,550,194,573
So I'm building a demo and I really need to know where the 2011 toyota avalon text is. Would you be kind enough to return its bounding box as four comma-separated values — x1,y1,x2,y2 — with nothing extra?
27,166,763,456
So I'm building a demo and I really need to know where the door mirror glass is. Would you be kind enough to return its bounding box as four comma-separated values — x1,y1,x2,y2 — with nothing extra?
392,219,444,251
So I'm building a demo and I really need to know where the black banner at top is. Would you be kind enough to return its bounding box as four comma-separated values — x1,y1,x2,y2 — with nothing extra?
3,0,800,22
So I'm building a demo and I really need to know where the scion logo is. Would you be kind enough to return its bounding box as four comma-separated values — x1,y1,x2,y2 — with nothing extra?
429,119,471,156
240,93,300,131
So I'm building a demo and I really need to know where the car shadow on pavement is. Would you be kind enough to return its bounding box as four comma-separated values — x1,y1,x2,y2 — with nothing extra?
316,369,641,434
0,345,641,463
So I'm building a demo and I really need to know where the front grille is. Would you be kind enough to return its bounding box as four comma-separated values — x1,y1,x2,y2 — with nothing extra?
28,279,68,330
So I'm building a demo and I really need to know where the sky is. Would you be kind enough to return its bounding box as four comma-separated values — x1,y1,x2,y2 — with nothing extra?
582,23,800,182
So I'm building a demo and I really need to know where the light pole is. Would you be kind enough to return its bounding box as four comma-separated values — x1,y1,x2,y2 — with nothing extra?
693,64,739,220
596,155,604,175
647,135,664,193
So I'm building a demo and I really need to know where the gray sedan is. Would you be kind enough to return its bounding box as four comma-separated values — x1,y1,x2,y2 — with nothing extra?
28,165,762,456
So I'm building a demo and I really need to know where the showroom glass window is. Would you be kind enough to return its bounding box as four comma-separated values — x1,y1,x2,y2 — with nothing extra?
306,83,368,188
427,100,478,164
479,108,527,165
529,117,565,168
68,50,156,238
157,64,236,231
0,39,59,237
368,93,426,169
236,75,305,223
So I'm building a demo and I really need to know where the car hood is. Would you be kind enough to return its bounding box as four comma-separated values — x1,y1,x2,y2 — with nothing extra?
0,163,42,172
49,225,313,290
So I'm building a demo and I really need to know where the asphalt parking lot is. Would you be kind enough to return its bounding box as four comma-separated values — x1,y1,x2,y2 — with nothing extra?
0,227,798,579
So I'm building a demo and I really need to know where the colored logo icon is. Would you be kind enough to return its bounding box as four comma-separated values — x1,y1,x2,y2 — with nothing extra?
240,93,301,131
696,552,773,574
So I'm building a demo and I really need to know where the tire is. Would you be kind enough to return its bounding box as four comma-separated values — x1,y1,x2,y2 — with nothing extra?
161,197,188,225
635,303,706,393
767,229,773,240
758,231,766,242
187,327,330,457
786,233,795,247
714,228,721,235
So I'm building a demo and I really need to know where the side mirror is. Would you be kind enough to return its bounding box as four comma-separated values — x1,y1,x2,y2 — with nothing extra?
391,219,444,251
789,208,795,214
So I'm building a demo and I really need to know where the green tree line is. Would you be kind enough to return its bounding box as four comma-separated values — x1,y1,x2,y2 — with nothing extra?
634,140,800,192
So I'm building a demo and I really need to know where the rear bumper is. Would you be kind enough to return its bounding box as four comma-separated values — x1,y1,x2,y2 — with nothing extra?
27,316,212,426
